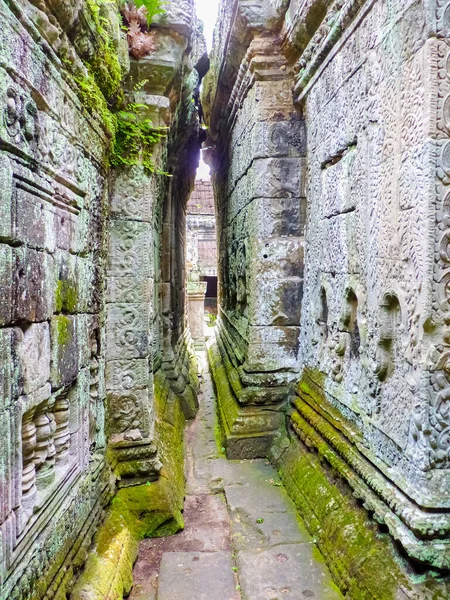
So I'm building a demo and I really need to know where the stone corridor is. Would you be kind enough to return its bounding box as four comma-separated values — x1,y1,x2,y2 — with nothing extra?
130,351,342,600
3,0,450,598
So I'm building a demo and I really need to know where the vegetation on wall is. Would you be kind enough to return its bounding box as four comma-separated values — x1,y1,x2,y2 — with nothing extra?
120,0,167,25
86,0,124,99
120,0,167,58
111,101,168,173
66,0,167,171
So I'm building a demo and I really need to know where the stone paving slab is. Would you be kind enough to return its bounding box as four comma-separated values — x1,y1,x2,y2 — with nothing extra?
230,508,312,550
236,545,343,600
157,551,238,600
179,494,231,552
130,353,343,600
130,494,232,599
224,461,298,515
221,459,277,487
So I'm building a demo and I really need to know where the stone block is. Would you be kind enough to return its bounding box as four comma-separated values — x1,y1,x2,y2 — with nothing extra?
0,328,21,408
252,119,306,159
50,315,79,388
54,206,78,251
153,3,193,37
105,359,149,392
157,551,236,600
254,158,304,198
252,237,304,279
160,282,171,314
255,78,298,120
77,314,91,370
0,244,12,325
0,405,12,523
0,153,13,241
109,166,153,222
54,251,78,314
17,322,50,395
107,388,150,439
227,158,305,223
247,326,300,371
236,544,342,600
12,247,54,322
247,197,304,238
127,30,187,95
107,220,151,279
249,277,303,326
106,304,149,361
76,257,97,314
106,275,152,305
15,186,55,251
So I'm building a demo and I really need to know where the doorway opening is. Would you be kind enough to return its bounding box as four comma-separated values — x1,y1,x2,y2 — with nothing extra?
186,171,218,344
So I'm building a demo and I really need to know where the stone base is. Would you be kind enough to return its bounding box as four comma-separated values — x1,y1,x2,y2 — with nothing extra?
161,332,200,420
271,431,450,599
226,432,274,460
207,335,286,460
1,458,114,600
286,370,450,571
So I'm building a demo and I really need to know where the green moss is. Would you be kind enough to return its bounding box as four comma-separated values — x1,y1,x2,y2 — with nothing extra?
153,370,186,510
207,339,240,446
70,1,166,172
72,69,118,138
85,0,124,100
71,480,183,600
272,369,450,599
110,105,167,174
55,315,71,347
71,371,189,600
55,280,78,314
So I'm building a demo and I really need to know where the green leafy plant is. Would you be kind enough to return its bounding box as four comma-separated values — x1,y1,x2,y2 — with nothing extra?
207,313,217,328
135,0,167,24
120,0,167,25
111,102,168,173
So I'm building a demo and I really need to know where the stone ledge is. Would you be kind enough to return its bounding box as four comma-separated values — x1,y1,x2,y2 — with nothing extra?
272,432,450,599
207,333,287,460
285,370,450,571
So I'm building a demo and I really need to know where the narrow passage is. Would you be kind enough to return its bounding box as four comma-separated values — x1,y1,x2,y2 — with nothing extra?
130,352,343,600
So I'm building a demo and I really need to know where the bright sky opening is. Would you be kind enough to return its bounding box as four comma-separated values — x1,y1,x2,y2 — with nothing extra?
195,0,219,51
194,0,218,179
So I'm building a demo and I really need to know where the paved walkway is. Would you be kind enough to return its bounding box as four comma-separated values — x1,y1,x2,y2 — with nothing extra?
130,352,343,600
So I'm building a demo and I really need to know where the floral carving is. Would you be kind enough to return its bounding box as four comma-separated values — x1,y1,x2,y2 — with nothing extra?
111,393,142,433
4,87,39,146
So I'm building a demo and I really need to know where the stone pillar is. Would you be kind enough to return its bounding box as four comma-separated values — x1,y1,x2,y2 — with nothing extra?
187,273,207,348
205,30,306,458
105,95,167,486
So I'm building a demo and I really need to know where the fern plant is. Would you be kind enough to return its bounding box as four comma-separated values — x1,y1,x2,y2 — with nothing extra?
120,0,167,25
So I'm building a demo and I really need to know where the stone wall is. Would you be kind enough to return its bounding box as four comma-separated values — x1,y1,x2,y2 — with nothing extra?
186,179,217,278
204,1,306,459
204,0,450,594
0,1,204,598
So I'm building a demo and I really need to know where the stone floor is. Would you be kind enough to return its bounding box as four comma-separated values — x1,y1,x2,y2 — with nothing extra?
129,352,343,600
